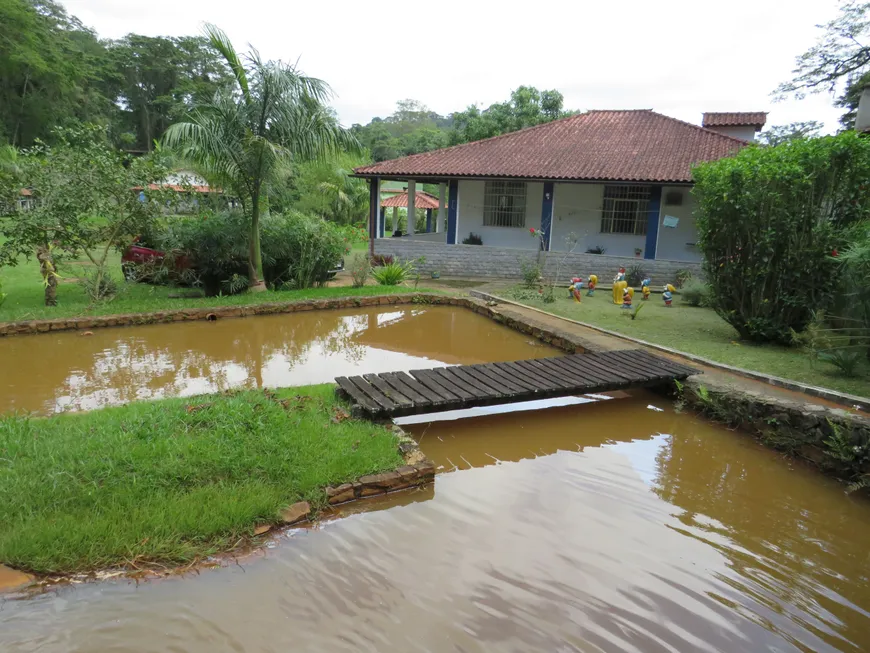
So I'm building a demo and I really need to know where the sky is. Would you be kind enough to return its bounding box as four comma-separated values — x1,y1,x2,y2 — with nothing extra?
62,0,847,132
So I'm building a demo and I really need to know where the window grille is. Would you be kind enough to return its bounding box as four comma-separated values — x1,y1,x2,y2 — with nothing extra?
483,181,527,228
600,185,650,235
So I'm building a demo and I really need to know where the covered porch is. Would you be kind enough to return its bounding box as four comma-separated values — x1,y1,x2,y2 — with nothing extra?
364,176,700,262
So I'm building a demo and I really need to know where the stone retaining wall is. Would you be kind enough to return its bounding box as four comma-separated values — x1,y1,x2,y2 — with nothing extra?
374,239,703,281
0,294,600,354
679,377,870,486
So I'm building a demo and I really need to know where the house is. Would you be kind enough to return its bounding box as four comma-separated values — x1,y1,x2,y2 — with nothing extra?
353,109,765,270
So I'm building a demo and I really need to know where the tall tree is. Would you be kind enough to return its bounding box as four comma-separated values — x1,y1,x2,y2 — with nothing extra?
0,0,114,147
163,24,357,291
108,35,231,150
775,1,870,127
450,86,567,144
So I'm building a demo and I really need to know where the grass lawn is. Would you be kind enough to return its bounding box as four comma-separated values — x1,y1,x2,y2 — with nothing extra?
0,385,403,574
0,248,426,323
504,285,870,398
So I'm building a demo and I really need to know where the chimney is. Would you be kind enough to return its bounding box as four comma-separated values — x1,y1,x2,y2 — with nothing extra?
701,112,768,141
855,85,870,133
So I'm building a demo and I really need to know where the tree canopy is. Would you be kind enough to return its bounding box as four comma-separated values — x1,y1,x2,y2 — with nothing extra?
776,1,870,128
351,87,573,162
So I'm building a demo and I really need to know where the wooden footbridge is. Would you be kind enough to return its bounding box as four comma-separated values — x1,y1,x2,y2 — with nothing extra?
335,349,698,419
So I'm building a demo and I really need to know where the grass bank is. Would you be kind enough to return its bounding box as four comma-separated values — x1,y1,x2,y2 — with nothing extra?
504,285,870,398
0,385,402,574
0,249,428,323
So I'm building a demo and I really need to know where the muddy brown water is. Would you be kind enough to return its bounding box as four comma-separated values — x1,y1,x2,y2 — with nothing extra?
2,307,870,651
0,305,558,415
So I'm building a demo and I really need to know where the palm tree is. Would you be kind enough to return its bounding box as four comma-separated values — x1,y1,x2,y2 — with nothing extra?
163,24,358,291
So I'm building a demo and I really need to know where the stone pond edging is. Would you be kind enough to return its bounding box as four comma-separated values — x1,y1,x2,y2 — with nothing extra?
0,292,603,356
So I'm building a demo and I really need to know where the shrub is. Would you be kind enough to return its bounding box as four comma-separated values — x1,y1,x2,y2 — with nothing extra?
155,210,344,295
519,258,541,289
371,254,394,267
626,264,646,287
680,280,711,307
79,266,119,302
462,232,483,245
0,279,6,309
693,133,870,344
674,268,693,289
819,349,864,377
586,245,607,254
349,254,372,288
371,261,413,286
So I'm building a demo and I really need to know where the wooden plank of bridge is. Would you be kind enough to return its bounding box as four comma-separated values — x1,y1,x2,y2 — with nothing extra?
336,349,699,419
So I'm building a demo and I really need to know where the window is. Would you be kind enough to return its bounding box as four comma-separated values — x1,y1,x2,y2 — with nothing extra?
600,185,650,235
483,181,527,228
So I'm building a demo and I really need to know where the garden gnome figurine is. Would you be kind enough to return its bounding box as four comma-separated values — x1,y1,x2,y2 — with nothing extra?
612,267,627,305
587,274,598,296
641,278,651,300
663,283,675,307
622,286,634,309
570,277,583,303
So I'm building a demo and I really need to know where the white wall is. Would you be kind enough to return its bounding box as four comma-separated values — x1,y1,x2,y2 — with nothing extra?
165,169,209,187
655,187,701,262
456,180,542,249
706,125,756,141
551,183,646,257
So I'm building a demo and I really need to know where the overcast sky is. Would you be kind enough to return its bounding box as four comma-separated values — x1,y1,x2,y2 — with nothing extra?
63,0,846,132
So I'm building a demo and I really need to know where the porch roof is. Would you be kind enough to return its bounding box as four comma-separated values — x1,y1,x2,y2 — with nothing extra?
381,190,440,209
354,109,748,184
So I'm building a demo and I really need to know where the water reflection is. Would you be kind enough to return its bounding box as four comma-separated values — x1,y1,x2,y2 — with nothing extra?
0,306,559,414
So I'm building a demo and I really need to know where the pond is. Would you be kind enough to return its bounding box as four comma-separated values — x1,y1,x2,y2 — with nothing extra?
0,305,558,415
1,306,869,651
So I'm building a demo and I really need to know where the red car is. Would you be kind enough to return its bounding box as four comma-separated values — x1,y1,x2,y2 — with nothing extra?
121,239,190,282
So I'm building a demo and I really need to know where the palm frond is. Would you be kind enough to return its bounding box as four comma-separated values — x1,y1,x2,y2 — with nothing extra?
203,23,250,102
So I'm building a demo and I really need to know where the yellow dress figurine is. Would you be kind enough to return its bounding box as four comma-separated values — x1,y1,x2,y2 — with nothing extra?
612,267,627,305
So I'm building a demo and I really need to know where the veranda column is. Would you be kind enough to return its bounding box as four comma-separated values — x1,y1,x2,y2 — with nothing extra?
437,182,446,234
392,206,399,233
407,180,416,236
368,176,380,257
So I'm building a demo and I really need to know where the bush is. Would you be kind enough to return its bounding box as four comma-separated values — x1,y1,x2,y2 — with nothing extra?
371,261,413,286
0,279,6,309
586,245,607,254
79,266,119,302
155,211,344,295
626,264,646,287
519,258,541,289
680,280,711,307
693,133,870,344
462,232,483,245
349,254,371,288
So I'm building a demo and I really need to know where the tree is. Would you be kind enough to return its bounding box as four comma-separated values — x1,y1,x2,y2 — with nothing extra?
0,0,115,147
107,34,232,150
775,2,870,126
757,121,824,146
693,132,870,344
0,124,168,306
450,86,567,144
163,24,357,291
281,153,370,225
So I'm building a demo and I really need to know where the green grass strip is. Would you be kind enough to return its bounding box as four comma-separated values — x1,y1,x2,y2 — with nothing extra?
0,385,402,574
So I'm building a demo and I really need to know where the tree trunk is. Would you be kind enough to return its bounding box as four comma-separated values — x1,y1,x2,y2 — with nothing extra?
248,191,267,292
37,246,57,307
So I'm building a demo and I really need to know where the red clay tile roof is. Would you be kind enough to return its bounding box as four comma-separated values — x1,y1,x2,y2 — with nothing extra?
355,110,748,184
381,190,440,209
701,112,767,128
